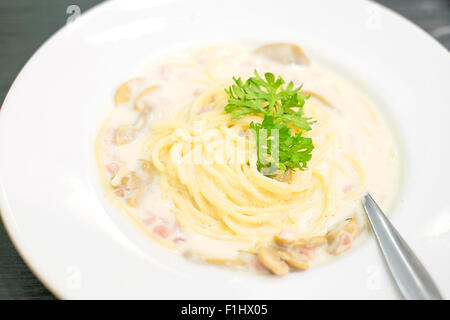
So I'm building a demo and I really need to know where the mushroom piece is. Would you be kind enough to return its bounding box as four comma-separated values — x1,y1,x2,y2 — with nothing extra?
326,215,361,255
274,232,326,248
115,124,139,145
273,230,297,246
134,85,159,112
257,246,290,275
121,171,141,191
279,250,309,271
114,78,144,106
326,216,360,244
112,171,144,208
296,236,327,248
274,169,292,183
255,43,310,66
140,159,155,176
110,164,129,187
114,111,149,146
126,193,140,207
137,159,155,185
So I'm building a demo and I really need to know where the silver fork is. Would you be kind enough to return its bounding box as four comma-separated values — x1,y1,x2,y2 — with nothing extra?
361,193,442,300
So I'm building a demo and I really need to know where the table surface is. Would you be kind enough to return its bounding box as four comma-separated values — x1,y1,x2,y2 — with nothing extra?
0,0,449,300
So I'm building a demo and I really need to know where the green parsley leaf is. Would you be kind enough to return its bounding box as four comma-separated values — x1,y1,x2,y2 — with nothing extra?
225,70,315,174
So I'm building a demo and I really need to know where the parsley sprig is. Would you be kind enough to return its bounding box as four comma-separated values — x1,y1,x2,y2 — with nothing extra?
224,71,315,175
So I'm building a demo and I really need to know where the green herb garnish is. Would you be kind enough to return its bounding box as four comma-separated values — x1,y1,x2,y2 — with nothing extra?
225,70,315,175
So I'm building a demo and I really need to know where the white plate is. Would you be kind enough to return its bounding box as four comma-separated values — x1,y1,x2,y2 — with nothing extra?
1,0,449,299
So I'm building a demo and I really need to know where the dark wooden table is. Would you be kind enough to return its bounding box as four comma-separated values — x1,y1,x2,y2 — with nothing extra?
0,0,449,300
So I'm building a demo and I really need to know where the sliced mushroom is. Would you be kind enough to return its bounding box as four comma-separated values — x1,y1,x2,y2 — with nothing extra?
274,232,326,248
326,216,360,244
126,194,139,207
114,78,144,106
255,43,310,66
115,125,139,145
112,171,144,207
114,189,125,197
134,85,159,112
114,110,148,146
296,236,327,248
111,164,129,187
274,169,292,183
326,215,361,255
273,231,297,246
126,181,146,207
139,159,156,179
343,217,360,235
327,232,352,255
257,246,290,275
303,90,338,110
279,250,309,271
326,231,342,249
121,171,141,190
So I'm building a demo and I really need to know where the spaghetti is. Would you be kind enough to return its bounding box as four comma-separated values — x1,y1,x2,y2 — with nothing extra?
144,86,365,242
96,43,399,274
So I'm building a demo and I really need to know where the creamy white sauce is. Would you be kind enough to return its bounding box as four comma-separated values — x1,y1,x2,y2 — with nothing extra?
97,44,400,272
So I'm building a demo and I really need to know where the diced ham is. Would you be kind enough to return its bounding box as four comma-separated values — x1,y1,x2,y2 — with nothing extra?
106,162,120,175
299,247,315,260
153,225,170,238
142,216,157,226
143,215,168,226
342,233,353,246
251,257,270,272
197,104,213,114
343,184,354,193
333,233,353,255
104,128,115,145
173,237,185,244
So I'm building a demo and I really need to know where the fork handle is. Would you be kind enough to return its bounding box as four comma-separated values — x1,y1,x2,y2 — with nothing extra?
362,193,442,300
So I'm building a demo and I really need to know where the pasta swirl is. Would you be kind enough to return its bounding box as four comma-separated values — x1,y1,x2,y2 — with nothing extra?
144,87,366,243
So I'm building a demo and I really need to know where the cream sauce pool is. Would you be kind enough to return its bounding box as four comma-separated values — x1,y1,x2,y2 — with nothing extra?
96,44,400,273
